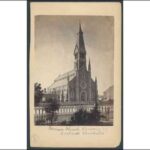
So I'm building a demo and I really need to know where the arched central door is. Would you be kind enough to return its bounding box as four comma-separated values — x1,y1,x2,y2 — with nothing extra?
80,91,87,101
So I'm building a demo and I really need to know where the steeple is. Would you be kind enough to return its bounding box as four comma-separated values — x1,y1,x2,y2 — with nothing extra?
74,23,86,55
79,22,83,34
74,22,87,70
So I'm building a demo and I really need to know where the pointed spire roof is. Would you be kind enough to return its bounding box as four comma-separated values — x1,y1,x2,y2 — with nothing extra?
79,21,83,33
88,59,91,71
95,77,97,84
74,22,86,55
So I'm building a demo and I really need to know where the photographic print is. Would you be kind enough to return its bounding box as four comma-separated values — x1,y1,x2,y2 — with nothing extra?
28,1,122,149
34,16,114,126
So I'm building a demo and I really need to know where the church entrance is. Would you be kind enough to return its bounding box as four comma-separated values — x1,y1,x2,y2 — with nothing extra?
80,91,87,101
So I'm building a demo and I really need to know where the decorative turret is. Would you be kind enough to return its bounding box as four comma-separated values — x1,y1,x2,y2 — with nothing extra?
88,59,92,101
95,77,97,84
88,59,91,76
67,75,70,101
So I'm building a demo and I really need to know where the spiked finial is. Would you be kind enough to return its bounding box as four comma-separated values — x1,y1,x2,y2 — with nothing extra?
95,77,97,84
88,59,91,71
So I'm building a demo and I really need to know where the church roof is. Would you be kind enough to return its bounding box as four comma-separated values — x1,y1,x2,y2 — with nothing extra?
48,70,76,89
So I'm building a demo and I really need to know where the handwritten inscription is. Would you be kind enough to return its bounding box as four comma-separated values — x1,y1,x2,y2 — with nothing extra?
48,126,106,135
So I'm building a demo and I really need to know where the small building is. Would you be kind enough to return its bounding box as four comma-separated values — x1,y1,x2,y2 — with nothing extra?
103,85,114,101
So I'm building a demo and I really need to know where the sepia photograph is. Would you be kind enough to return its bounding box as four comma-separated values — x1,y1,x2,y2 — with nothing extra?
29,1,122,148
34,16,114,126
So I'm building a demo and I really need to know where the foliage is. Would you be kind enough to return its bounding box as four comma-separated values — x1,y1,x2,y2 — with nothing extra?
70,104,101,125
88,105,101,124
70,109,90,125
45,97,60,125
34,82,43,106
60,120,67,125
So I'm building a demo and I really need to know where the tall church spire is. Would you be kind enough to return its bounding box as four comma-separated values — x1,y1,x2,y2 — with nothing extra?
79,21,83,33
74,23,86,55
74,22,87,70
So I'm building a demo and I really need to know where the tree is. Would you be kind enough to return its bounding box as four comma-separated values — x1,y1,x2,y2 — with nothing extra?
70,109,89,125
88,103,101,125
70,103,101,125
45,97,60,125
34,83,43,106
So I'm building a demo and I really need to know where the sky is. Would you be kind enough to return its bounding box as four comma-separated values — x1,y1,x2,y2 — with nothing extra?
34,15,114,95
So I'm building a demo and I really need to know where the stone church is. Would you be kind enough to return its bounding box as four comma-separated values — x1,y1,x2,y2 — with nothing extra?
35,24,99,123
47,24,98,104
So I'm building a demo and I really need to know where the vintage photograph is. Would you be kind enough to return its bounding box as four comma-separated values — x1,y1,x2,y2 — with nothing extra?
34,16,114,126
29,2,121,148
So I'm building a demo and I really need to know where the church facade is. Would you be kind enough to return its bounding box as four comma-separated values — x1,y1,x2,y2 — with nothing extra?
47,24,98,104
35,24,99,123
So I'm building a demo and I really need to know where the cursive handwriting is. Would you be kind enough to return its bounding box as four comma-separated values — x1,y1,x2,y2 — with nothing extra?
48,126,106,135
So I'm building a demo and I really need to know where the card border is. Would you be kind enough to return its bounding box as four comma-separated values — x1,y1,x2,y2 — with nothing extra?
27,0,123,149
